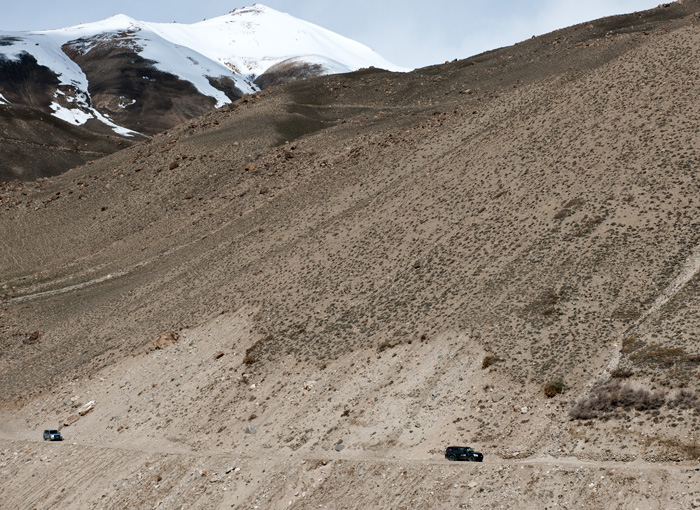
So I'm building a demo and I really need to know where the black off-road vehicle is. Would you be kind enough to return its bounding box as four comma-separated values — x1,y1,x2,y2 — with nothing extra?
445,446,483,462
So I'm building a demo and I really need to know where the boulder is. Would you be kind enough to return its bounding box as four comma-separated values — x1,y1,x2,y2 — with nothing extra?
77,400,96,416
23,331,41,345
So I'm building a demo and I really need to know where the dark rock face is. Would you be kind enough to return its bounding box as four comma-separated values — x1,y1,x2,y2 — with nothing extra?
0,51,60,110
62,33,234,136
0,104,132,182
206,75,245,103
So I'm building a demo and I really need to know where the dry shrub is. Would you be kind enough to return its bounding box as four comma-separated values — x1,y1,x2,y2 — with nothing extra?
482,355,502,369
668,389,700,412
610,368,633,379
243,338,261,365
243,348,256,365
242,334,273,365
630,344,686,368
659,437,700,460
377,340,399,353
570,380,666,420
544,380,566,398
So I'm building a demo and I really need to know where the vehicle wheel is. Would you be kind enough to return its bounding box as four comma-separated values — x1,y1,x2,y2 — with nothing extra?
447,455,456,461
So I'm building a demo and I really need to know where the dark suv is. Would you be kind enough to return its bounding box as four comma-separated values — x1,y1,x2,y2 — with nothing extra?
43,429,63,441
445,446,483,462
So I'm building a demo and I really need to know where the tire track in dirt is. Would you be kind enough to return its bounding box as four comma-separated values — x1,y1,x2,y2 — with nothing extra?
7,192,276,305
1,436,695,476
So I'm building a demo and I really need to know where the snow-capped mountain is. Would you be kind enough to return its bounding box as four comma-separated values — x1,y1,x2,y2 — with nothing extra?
0,4,405,136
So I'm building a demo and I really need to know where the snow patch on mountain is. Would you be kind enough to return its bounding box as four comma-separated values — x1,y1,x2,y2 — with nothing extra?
0,4,405,135
144,4,406,77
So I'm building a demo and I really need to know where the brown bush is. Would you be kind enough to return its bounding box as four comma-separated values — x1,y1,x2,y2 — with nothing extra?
610,368,633,379
544,380,566,398
482,355,502,369
569,380,666,420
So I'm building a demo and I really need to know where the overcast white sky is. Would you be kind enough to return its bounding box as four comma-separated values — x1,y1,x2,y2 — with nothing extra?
1,1,663,68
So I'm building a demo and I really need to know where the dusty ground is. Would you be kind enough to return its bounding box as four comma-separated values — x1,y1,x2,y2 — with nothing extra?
2,1,700,508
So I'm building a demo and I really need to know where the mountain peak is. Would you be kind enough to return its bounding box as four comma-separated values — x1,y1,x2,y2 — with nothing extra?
228,4,275,16
0,6,404,140
46,13,143,34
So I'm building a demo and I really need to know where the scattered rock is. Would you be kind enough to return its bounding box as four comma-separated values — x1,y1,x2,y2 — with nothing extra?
77,401,96,416
303,380,316,390
169,162,179,170
214,351,225,359
334,444,345,452
245,425,257,435
63,415,80,427
492,393,505,403
245,163,255,172
23,331,41,345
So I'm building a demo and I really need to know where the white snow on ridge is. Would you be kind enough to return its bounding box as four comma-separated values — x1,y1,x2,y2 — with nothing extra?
0,30,139,135
270,54,355,76
145,4,407,76
0,4,406,133
35,15,256,103
0,32,88,90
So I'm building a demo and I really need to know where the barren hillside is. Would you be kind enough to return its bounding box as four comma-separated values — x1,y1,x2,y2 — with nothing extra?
2,2,700,508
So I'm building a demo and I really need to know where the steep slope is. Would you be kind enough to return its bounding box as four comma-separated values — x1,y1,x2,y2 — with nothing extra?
0,4,403,180
1,1,700,508
0,104,132,182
